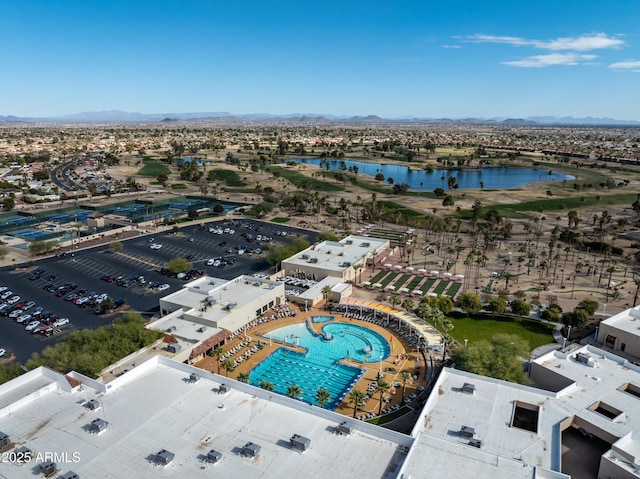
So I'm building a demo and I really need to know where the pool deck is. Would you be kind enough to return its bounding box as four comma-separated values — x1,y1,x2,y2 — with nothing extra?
195,304,429,419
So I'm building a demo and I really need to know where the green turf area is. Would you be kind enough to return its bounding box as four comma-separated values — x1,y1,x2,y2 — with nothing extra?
209,169,247,186
421,278,436,292
267,166,344,192
459,193,638,219
271,217,290,223
170,183,188,189
370,271,388,284
137,158,171,177
448,315,555,351
446,282,462,298
380,272,400,288
366,406,412,425
393,274,411,289
432,280,450,295
406,276,423,291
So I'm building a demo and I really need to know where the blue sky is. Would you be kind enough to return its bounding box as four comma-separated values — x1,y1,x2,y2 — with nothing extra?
2,0,639,119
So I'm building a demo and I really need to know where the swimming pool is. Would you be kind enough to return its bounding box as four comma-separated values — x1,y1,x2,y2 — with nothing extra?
250,322,390,409
311,315,334,323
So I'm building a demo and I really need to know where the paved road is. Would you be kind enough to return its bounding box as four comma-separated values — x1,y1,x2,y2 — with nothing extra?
0,218,318,364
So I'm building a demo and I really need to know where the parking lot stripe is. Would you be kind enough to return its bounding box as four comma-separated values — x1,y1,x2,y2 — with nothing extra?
114,251,162,269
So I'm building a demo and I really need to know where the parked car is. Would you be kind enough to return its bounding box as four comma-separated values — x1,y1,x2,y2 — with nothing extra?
22,301,36,311
9,309,23,318
0,348,6,357
52,317,70,327
25,320,41,332
7,296,20,305
157,284,170,292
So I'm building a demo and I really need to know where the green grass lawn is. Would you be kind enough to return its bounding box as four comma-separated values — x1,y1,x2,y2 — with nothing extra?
137,158,171,177
370,271,389,284
170,183,188,189
406,276,423,291
393,274,411,289
271,217,290,223
448,315,555,351
445,282,462,298
267,166,344,192
432,280,450,295
380,272,400,288
420,278,436,292
210,169,247,186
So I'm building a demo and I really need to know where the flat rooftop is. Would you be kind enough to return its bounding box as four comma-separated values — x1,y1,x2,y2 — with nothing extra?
0,356,411,479
600,305,640,336
283,236,388,273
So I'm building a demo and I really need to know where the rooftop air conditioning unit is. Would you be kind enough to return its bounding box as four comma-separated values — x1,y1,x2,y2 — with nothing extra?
88,418,108,434
167,343,182,353
40,462,57,477
206,449,222,464
242,442,261,457
290,434,311,452
166,326,176,333
155,449,175,466
60,472,80,479
198,326,207,333
459,426,475,438
85,399,101,411
301,254,309,259
345,240,353,245
219,383,229,393
461,383,476,395
0,431,9,449
337,421,352,435
468,438,482,448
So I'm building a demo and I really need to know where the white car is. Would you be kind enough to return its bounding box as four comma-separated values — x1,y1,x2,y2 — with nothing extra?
9,309,23,318
25,320,41,331
0,348,6,357
17,314,32,324
150,243,163,250
7,296,21,305
207,259,215,266
1,291,13,300
52,317,70,327
157,284,170,292
0,286,8,293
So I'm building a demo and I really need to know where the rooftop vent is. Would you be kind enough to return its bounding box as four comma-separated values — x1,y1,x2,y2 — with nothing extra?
575,352,598,367
197,326,208,333
459,426,475,438
327,250,333,254
155,449,175,466
461,383,476,395
0,431,10,449
301,254,309,259
206,449,222,464
360,242,370,247
166,326,176,333
88,418,108,434
309,257,318,264
468,438,482,448
85,399,101,411
167,343,182,353
60,472,80,479
337,421,352,435
339,252,344,256
188,373,200,384
242,442,261,457
290,434,311,452
343,261,351,267
40,461,57,477
345,240,353,245
219,383,229,394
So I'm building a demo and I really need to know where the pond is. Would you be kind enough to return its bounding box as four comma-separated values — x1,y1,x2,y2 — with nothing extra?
287,158,574,190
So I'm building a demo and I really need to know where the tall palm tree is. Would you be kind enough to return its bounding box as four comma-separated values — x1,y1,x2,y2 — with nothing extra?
348,389,366,418
400,371,413,402
286,383,302,400
315,387,331,409
259,381,274,391
374,379,391,416
221,359,235,377
237,372,250,383
209,346,226,374
322,285,333,309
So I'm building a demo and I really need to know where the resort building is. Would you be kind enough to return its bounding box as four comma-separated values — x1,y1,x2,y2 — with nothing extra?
153,274,286,363
597,305,640,359
0,356,412,479
281,235,389,283
403,344,640,479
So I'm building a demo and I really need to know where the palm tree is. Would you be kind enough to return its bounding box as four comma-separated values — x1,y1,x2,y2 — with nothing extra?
286,383,302,400
321,285,333,309
348,389,366,418
259,381,274,391
400,371,413,402
209,346,226,374
221,359,235,377
237,372,250,383
315,387,331,409
374,379,391,416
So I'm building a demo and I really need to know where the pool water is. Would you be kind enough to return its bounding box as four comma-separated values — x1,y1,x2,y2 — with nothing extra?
250,322,390,409
311,315,334,323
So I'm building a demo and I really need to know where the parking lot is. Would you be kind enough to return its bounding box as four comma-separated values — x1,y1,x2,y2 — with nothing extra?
0,219,318,363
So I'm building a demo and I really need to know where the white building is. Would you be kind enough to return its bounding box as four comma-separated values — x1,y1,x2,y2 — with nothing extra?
281,235,389,283
0,356,411,479
597,305,640,359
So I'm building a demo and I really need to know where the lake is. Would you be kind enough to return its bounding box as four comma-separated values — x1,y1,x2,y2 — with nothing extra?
287,158,575,190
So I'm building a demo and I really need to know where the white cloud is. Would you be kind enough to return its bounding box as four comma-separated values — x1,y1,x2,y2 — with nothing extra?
441,44,462,49
502,53,597,68
609,59,640,69
467,33,625,51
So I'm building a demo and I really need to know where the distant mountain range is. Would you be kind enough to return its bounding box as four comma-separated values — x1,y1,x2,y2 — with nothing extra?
0,110,639,126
